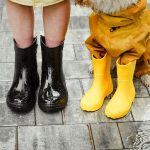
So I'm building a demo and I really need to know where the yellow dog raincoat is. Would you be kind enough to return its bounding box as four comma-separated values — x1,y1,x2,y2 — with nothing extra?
85,0,150,77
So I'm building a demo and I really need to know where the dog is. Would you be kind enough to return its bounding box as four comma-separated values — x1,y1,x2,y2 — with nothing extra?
76,0,150,87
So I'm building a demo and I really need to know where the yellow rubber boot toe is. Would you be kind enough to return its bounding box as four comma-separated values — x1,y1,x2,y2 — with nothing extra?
80,54,113,112
105,59,136,119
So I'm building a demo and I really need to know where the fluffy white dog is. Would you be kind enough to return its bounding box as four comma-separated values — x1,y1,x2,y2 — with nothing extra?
88,0,138,14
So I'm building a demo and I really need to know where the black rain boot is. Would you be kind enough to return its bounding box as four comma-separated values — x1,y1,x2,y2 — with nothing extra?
38,36,68,112
7,37,39,112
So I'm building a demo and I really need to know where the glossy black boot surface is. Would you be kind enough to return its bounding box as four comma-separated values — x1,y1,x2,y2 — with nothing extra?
7,38,39,113
38,36,68,113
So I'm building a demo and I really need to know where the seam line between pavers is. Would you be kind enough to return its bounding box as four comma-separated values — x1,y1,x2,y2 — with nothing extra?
117,123,124,149
88,124,96,150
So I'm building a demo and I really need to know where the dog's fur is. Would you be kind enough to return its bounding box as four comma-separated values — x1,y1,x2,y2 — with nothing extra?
75,0,139,14
76,0,150,87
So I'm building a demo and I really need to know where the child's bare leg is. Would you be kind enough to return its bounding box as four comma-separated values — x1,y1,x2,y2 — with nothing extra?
43,0,70,47
6,0,34,48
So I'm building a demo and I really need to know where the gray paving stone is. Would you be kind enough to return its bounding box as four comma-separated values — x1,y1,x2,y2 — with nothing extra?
74,44,91,60
34,7,43,15
0,101,35,126
0,127,16,150
37,46,42,63
70,16,89,29
34,21,43,33
0,63,14,80
118,122,137,149
71,5,92,16
0,32,13,48
91,123,123,149
63,44,76,60
133,122,150,150
0,81,35,126
63,99,133,124
118,122,150,149
0,7,3,22
0,18,10,32
63,100,101,124
65,29,90,44
147,86,150,95
132,98,150,121
18,125,93,150
0,47,14,62
134,78,149,98
35,102,63,125
64,60,91,79
1,7,7,20
66,79,82,99
81,78,95,94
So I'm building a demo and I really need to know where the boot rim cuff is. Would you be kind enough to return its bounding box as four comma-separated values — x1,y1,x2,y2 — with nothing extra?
92,53,109,62
13,37,38,51
40,35,64,50
116,59,136,68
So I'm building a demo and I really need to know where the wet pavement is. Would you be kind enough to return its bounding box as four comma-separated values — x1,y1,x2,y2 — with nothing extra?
0,2,150,150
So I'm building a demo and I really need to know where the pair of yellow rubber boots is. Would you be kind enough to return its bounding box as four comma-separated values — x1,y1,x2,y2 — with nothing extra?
80,53,136,119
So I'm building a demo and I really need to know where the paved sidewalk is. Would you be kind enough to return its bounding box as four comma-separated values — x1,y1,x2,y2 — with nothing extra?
0,3,150,150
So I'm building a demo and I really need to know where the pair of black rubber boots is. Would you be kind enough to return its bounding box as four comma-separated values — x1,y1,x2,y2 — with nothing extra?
6,36,68,113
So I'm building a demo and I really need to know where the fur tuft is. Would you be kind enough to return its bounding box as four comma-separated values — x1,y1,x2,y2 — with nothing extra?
75,0,139,14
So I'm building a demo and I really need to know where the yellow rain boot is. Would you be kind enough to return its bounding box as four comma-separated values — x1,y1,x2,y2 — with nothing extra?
105,59,136,119
80,53,113,111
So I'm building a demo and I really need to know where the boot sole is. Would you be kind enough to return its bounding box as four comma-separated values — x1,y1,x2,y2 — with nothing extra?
39,104,67,113
6,99,35,113
105,101,135,120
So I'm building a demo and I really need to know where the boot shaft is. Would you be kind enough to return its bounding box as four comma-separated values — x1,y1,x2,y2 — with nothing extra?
92,53,111,77
12,37,39,87
14,38,38,69
116,59,136,97
40,36,64,78
117,59,136,81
